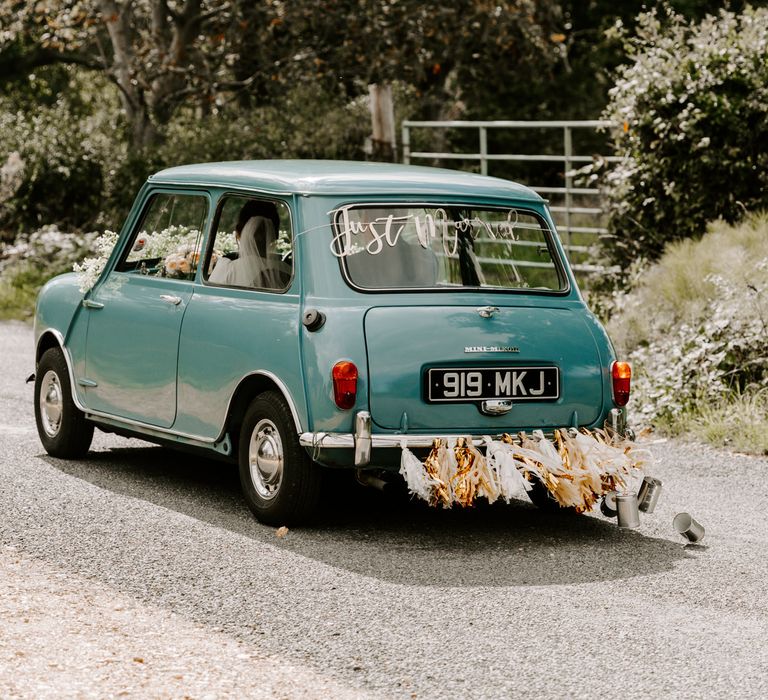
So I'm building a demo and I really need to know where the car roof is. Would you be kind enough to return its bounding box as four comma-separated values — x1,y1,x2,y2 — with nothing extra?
149,160,543,201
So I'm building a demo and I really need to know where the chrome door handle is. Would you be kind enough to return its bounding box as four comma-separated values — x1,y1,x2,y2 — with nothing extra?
480,400,513,416
477,306,499,318
159,294,182,306
82,299,104,310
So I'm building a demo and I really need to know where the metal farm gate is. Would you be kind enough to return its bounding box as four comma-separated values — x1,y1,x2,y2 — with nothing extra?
401,120,621,276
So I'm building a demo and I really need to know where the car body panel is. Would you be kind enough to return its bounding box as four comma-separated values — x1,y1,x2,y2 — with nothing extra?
82,273,194,427
174,284,305,438
150,160,544,202
364,303,604,431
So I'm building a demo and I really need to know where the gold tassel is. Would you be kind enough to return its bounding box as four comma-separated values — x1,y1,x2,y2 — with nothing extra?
423,439,452,508
452,438,477,507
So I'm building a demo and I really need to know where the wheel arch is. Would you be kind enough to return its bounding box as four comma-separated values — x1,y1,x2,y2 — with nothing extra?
34,329,88,413
224,371,304,449
36,329,66,364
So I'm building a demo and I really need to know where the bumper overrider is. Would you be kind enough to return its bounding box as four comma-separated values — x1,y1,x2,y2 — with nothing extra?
299,408,633,467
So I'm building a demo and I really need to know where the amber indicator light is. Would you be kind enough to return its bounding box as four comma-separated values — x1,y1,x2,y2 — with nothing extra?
611,361,632,407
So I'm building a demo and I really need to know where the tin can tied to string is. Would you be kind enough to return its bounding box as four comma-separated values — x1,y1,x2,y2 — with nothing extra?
673,512,705,543
600,491,619,518
616,493,641,529
637,476,663,514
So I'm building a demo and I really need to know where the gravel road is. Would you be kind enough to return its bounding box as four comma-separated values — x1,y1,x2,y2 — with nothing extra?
2,320,768,698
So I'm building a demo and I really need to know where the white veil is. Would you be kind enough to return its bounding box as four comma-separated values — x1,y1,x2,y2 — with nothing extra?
210,216,289,289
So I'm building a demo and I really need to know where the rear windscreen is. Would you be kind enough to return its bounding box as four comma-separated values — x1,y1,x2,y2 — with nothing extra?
332,205,566,292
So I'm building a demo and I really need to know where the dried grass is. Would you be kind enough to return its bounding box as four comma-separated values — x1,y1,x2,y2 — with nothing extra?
655,389,768,456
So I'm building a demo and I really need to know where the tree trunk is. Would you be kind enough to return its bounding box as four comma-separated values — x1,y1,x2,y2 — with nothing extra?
100,0,161,150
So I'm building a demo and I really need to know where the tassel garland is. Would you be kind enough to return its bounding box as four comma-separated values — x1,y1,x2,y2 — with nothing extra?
399,428,649,512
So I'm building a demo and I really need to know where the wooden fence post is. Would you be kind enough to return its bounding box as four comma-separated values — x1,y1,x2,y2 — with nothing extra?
368,83,396,162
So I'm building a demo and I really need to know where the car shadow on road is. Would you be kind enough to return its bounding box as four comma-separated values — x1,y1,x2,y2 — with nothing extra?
46,444,690,587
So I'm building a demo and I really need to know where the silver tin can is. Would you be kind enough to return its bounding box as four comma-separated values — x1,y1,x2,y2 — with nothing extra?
637,476,663,514
600,491,619,518
673,512,705,543
616,493,641,529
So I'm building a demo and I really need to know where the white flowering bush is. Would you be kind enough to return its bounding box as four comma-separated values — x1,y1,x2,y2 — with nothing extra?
71,231,119,292
608,214,768,432
0,226,98,275
592,7,768,273
0,226,100,319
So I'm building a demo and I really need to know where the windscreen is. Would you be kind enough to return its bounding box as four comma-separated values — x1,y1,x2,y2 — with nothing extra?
332,205,566,291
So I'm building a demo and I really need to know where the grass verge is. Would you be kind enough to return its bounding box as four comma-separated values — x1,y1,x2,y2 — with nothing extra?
0,262,55,321
652,389,768,455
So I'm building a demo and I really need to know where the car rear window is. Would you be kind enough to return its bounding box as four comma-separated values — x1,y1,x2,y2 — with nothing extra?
332,204,566,292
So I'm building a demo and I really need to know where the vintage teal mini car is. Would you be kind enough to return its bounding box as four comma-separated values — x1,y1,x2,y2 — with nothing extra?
33,160,632,524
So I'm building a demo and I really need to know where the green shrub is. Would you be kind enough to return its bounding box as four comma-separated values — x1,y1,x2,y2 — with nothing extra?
595,7,768,273
0,73,124,233
608,213,768,448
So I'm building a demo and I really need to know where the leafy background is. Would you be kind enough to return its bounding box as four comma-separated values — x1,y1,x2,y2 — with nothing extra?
2,1,768,451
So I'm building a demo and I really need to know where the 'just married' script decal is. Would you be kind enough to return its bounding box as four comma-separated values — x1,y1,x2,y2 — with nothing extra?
329,206,520,257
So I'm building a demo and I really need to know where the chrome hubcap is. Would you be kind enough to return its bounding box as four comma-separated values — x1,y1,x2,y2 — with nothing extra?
248,419,284,500
39,370,63,437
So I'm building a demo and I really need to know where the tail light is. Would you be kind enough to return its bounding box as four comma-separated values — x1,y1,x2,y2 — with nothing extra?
332,361,358,409
611,361,632,407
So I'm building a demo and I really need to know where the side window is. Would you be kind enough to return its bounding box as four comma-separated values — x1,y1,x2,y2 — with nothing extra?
117,193,208,279
204,196,293,291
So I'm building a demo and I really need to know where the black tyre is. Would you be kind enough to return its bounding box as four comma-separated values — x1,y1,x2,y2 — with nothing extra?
527,479,565,512
238,391,322,526
34,347,94,458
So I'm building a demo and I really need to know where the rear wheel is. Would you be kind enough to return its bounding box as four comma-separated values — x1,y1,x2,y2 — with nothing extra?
34,347,94,458
238,391,322,525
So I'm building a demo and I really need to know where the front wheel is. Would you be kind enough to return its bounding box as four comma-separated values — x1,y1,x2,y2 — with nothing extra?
34,347,94,458
238,391,322,526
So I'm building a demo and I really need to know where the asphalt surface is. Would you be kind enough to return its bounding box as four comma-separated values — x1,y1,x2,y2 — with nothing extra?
2,319,768,698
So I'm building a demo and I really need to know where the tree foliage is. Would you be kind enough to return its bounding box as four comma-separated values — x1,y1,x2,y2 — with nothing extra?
1,0,247,148
594,6,768,272
2,0,765,237
0,0,561,149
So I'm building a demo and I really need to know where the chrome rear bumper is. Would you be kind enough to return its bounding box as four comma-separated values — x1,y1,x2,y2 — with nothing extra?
300,408,631,468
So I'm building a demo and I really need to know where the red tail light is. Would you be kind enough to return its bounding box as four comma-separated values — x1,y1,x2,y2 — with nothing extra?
332,361,358,409
611,361,632,407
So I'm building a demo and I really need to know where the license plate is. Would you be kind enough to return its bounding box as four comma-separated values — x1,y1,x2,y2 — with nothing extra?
425,366,559,403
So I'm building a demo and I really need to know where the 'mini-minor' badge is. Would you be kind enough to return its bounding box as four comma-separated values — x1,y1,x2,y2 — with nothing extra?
464,345,520,353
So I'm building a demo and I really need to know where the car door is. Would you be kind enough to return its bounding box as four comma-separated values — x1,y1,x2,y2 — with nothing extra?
172,194,303,440
82,190,209,428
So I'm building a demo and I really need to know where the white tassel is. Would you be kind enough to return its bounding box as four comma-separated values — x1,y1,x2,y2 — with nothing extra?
468,441,500,504
399,441,436,502
531,430,565,473
518,432,564,474
485,438,532,502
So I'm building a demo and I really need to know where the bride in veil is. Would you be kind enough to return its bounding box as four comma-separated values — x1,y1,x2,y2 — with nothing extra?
209,202,290,289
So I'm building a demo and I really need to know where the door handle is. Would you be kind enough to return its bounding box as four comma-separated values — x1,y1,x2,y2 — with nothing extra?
82,299,104,310
159,294,182,306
